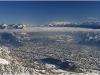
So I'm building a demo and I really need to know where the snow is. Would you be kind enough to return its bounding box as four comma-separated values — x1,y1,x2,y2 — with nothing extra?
0,58,9,65
45,64,56,68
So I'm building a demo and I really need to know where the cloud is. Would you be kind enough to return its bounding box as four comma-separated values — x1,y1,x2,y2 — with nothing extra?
87,17,97,20
49,21,71,25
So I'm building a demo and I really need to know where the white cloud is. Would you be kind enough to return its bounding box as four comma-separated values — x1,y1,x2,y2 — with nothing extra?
49,21,71,25
87,17,97,20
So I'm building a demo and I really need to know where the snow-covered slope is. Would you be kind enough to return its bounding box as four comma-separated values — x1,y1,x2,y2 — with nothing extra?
0,46,100,75
0,58,9,65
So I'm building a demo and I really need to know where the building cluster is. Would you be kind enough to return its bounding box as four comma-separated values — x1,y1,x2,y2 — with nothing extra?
0,31,100,74
3,32,99,71
0,23,26,29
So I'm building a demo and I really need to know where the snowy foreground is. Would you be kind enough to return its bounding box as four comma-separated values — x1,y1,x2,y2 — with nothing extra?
0,58,9,65
0,46,100,75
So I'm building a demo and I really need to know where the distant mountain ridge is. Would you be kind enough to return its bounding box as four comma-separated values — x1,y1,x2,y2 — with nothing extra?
47,21,100,29
0,23,26,29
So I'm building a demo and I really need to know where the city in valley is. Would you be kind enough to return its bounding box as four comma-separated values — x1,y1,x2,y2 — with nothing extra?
0,27,100,74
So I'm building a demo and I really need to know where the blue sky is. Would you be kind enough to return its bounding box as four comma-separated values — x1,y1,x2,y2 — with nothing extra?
0,1,100,25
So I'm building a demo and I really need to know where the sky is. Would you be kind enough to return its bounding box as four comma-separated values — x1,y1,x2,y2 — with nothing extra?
0,1,100,25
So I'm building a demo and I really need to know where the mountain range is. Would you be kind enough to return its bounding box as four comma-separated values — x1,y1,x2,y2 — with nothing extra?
47,21,100,29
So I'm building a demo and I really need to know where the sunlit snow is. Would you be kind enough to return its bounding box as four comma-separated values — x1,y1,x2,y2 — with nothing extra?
0,58,9,65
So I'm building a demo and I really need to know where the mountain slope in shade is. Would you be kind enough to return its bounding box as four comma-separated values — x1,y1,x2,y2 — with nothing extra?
0,32,23,46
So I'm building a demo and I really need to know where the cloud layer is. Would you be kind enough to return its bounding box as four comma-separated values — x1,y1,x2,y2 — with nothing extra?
49,21,71,25
87,17,97,20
